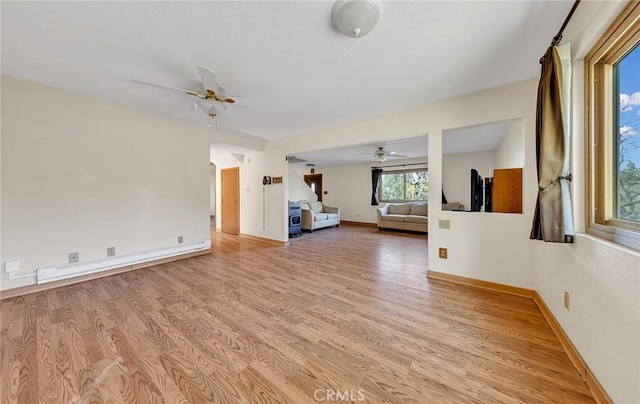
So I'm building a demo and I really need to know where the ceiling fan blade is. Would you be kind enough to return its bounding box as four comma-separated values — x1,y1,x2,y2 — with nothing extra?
197,66,219,93
131,79,202,98
387,153,409,158
286,156,307,164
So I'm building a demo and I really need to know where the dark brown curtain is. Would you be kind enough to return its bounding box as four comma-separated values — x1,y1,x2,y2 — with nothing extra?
371,168,383,205
530,46,573,243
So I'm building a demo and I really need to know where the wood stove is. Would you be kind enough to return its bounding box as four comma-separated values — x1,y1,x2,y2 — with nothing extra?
288,201,302,237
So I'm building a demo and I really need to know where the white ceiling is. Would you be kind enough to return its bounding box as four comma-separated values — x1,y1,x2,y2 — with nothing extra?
443,120,517,155
286,119,516,167
1,1,572,141
288,134,428,167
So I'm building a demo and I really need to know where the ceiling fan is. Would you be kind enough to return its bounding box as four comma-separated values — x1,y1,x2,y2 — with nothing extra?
285,155,307,164
132,66,236,127
368,146,408,162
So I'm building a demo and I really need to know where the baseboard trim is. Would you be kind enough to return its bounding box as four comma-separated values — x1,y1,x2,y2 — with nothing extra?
0,249,210,300
340,220,377,227
427,270,612,404
239,233,287,246
586,367,613,404
532,292,588,379
533,292,612,403
426,270,534,299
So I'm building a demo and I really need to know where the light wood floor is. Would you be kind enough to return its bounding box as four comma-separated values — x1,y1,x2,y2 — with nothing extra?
1,225,594,403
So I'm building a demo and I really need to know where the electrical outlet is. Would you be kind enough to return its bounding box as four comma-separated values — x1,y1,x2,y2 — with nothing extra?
69,252,79,263
107,247,116,257
439,219,451,229
5,260,20,273
178,236,184,244
564,291,570,310
438,248,448,259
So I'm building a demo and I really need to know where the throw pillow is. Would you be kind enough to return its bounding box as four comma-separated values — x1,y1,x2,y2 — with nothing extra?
388,203,411,215
410,203,428,216
309,201,324,213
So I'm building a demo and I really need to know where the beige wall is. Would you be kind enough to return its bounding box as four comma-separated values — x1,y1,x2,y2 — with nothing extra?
442,150,494,211
288,166,317,203
1,75,211,290
209,165,216,215
495,120,524,169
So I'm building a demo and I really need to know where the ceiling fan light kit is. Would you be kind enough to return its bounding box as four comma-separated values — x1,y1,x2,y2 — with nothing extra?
331,0,382,38
131,66,235,128
371,146,408,163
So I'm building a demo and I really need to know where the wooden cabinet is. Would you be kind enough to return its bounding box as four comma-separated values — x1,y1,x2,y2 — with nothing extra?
492,168,522,214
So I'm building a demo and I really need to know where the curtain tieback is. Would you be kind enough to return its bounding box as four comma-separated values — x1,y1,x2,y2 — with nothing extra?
539,173,572,191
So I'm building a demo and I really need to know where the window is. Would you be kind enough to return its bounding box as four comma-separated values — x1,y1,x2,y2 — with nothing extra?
379,169,428,202
615,44,640,222
586,2,640,250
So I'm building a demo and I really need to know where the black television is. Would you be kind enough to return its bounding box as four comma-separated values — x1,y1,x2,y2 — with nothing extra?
470,169,484,212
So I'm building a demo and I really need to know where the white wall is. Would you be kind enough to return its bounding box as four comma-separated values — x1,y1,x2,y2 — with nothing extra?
288,166,317,203
0,76,3,284
535,238,639,403
1,75,212,291
532,2,640,402
495,120,524,169
442,150,494,211
210,165,216,215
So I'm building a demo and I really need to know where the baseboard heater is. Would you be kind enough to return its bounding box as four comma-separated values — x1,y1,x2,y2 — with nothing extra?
37,239,211,284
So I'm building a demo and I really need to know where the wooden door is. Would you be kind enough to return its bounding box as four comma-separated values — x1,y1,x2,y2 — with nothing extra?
493,168,523,214
304,174,323,202
221,167,240,235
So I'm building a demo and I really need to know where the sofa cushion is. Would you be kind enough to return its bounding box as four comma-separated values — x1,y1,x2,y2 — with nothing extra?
382,214,405,222
309,201,324,213
442,202,463,211
403,215,428,224
410,203,428,216
314,213,328,221
388,203,411,215
326,213,339,220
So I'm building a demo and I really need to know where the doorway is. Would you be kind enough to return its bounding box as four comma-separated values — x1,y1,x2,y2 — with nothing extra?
304,174,323,202
221,167,240,235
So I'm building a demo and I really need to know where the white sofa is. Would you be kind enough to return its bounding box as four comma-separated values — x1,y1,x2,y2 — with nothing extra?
300,201,340,232
377,202,428,233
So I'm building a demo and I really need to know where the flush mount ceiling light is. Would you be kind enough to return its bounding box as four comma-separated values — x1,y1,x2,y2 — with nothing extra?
331,0,382,38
